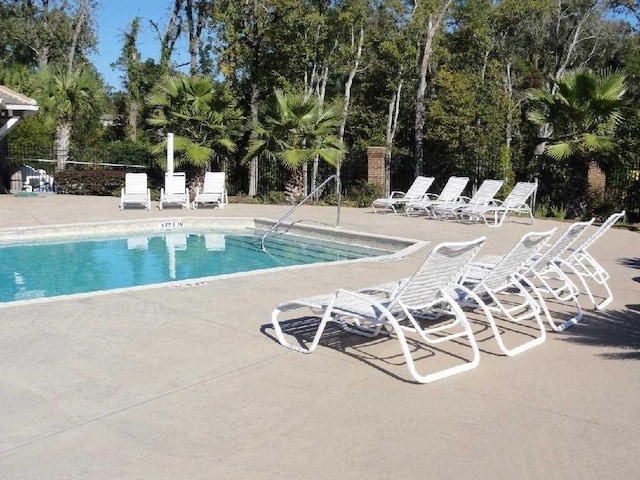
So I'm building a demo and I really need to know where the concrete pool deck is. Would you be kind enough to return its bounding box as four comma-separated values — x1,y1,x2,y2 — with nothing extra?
0,194,638,479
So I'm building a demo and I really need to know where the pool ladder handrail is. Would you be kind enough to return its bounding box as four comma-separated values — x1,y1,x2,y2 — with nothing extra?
261,174,337,251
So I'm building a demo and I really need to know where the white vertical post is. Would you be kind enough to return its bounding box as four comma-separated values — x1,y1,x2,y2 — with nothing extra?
167,133,174,174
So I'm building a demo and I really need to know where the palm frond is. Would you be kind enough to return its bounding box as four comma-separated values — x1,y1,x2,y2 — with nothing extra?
545,141,575,160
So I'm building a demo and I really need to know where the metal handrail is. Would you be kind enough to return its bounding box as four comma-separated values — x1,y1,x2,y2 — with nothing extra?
261,174,337,251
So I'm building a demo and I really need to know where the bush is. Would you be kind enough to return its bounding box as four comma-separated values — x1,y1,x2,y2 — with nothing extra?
69,141,153,166
229,193,261,204
345,182,382,207
55,169,126,196
260,190,286,204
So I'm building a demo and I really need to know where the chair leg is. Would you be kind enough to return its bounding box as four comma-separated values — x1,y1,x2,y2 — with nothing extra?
271,301,334,354
527,266,583,331
383,295,480,383
461,283,546,356
568,253,614,310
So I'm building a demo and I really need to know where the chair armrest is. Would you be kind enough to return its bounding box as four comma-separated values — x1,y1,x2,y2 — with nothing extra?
389,191,406,198
425,193,439,200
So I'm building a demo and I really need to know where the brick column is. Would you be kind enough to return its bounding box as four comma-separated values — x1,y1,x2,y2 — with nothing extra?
367,146,387,192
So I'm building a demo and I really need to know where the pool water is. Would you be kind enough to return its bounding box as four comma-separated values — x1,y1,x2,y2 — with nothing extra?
0,230,390,303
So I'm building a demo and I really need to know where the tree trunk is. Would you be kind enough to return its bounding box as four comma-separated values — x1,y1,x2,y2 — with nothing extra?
385,78,403,198
311,64,329,199
337,26,364,201
414,0,453,177
153,0,184,73
248,83,259,197
285,168,305,204
186,0,205,75
55,121,72,171
127,99,138,141
67,0,89,72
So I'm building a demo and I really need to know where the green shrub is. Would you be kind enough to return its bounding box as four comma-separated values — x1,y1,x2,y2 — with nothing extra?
230,193,261,204
534,204,549,218
550,204,568,220
55,169,127,196
345,182,382,208
261,190,286,204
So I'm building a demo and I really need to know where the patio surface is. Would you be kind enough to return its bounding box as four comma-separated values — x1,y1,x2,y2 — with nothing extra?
0,194,638,479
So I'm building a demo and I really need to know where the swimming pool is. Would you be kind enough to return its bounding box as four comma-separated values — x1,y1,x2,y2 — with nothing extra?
0,217,423,305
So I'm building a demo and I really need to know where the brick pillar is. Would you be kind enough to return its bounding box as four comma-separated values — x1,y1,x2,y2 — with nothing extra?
587,161,606,201
367,146,387,193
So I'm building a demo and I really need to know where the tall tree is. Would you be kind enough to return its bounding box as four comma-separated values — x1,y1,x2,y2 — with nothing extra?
117,18,143,141
0,0,96,70
34,65,105,170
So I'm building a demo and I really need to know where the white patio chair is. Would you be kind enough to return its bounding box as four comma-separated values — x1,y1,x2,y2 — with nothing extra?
432,179,504,220
521,219,594,331
461,181,537,227
159,172,190,210
459,229,556,356
405,176,469,217
119,173,151,210
193,172,227,209
271,236,487,384
371,176,435,214
557,210,625,310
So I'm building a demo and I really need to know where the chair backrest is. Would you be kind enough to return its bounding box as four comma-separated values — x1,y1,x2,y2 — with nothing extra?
124,173,148,194
405,176,435,199
393,236,486,309
203,171,225,194
437,176,469,202
502,181,537,208
165,172,186,194
468,179,504,207
571,210,625,254
478,229,556,292
528,219,594,272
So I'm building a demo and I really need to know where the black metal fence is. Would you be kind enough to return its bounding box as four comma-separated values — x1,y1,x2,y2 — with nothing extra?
3,144,639,219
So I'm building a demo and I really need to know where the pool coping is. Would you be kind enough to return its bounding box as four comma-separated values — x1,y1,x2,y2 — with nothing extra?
0,217,428,308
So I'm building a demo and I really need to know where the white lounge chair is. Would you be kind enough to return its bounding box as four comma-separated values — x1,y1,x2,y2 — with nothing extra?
120,173,151,210
193,172,227,209
405,176,469,217
371,176,435,214
432,179,504,220
558,211,625,310
521,219,594,331
461,181,537,227
271,237,487,384
459,229,556,356
159,172,190,210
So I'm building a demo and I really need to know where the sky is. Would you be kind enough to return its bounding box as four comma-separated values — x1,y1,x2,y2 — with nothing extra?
88,0,188,91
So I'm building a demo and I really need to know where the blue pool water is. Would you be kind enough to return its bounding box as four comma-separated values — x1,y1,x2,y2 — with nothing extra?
0,230,390,303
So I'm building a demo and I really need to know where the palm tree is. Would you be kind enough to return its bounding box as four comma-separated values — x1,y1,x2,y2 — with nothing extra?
526,69,627,161
147,74,241,190
35,66,105,170
246,89,344,203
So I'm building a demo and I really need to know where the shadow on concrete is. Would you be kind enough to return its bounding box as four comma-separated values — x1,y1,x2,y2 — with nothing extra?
561,304,640,360
261,315,478,384
619,257,640,269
